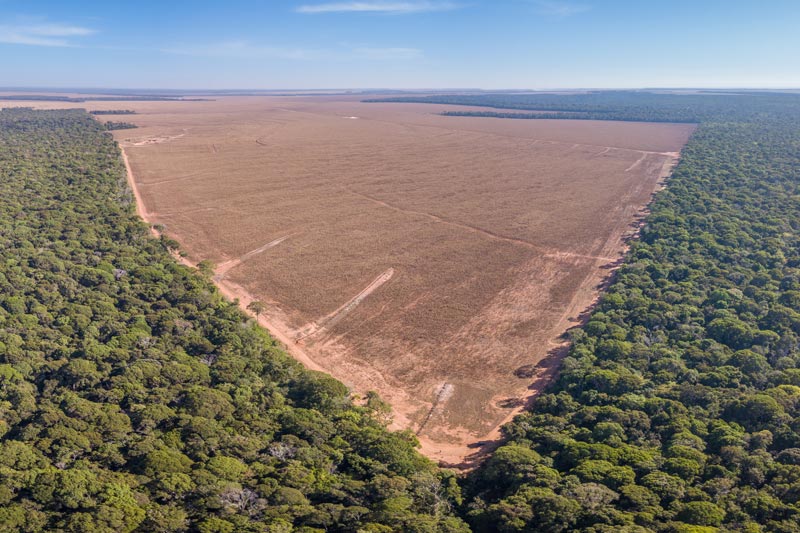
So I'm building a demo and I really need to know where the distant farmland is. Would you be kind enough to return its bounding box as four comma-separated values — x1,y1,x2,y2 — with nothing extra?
1,94,693,464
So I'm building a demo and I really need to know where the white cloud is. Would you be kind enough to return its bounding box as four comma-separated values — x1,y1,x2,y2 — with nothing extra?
532,1,590,17
296,1,459,14
0,22,95,47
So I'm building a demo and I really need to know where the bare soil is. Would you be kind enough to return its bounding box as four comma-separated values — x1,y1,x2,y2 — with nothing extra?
2,94,694,466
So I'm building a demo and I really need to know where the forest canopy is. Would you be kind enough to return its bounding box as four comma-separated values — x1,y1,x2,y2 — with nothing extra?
0,108,467,532
366,90,800,123
426,92,800,532
4,88,800,531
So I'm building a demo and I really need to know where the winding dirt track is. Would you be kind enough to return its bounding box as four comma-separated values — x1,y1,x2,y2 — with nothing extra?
10,94,693,466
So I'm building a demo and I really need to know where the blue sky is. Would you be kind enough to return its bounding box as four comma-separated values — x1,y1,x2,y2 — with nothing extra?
1,0,799,89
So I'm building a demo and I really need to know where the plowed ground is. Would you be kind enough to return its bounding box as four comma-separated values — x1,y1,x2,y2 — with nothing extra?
1,94,694,465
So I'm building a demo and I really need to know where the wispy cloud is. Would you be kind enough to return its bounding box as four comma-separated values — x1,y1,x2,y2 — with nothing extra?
0,22,95,47
296,1,460,14
532,1,590,17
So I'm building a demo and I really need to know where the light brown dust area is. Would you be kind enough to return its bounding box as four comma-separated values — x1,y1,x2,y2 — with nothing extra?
1,95,694,466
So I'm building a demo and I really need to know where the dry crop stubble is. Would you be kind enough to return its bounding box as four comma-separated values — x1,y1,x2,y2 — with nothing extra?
0,94,694,465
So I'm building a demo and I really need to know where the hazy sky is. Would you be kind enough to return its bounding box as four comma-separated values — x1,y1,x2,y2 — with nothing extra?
2,0,799,89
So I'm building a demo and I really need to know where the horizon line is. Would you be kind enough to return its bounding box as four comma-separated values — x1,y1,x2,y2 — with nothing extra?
2,85,800,94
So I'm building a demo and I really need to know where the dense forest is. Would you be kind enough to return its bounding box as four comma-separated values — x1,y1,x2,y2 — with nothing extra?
449,93,800,531
0,109,468,532
366,91,800,123
3,90,800,531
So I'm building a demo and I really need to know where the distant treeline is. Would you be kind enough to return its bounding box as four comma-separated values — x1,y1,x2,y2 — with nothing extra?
366,90,800,123
442,110,605,121
104,121,138,130
90,110,137,115
1,95,210,103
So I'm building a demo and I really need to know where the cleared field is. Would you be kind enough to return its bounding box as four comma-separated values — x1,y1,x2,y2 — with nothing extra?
1,95,694,464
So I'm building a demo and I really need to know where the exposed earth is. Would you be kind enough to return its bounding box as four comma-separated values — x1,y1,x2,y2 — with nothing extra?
1,94,694,465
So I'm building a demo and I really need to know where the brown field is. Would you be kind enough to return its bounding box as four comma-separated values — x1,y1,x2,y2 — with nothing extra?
2,95,694,465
